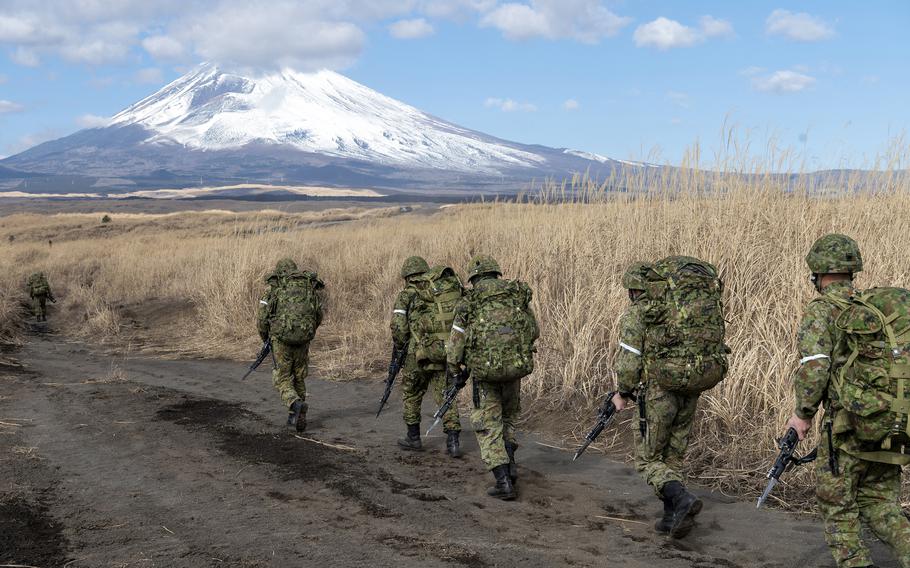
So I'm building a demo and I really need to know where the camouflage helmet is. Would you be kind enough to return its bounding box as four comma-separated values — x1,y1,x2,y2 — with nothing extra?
267,258,298,282
400,256,429,279
467,254,502,280
806,234,863,274
622,261,652,291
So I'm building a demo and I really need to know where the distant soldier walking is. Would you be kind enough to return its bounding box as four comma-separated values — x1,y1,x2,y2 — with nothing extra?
26,272,55,322
612,257,729,537
391,256,463,456
783,234,910,568
257,258,324,432
447,255,539,500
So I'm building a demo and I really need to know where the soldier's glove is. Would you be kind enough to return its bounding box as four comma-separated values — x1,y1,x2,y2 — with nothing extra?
449,367,468,389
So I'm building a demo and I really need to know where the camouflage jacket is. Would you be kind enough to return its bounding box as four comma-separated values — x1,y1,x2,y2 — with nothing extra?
793,280,855,420
446,275,538,370
390,281,420,350
615,301,647,394
26,273,53,300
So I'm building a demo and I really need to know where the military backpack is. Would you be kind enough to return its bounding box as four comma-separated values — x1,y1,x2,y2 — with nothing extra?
464,279,539,382
833,287,910,463
270,271,324,346
411,266,463,367
28,273,50,297
641,256,729,394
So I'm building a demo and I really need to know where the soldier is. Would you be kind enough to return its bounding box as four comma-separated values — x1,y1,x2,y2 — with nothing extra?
447,255,539,500
26,272,55,322
258,258,324,432
612,257,728,538
392,256,463,456
783,234,910,568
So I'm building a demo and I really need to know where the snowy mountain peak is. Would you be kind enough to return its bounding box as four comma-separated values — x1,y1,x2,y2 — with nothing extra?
109,64,544,173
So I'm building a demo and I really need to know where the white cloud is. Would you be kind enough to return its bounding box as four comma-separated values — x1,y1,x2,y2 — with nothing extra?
142,34,184,59
10,46,40,67
481,0,631,44
699,15,734,38
665,91,689,108
634,17,700,50
484,97,537,112
751,70,816,94
76,114,110,128
421,0,497,20
178,2,367,71
765,9,834,42
562,98,579,111
134,67,164,84
634,15,734,50
389,18,435,39
0,100,25,114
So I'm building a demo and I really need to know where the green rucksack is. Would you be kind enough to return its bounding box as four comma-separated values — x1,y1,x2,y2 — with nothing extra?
641,256,729,394
28,273,50,297
411,266,464,367
833,287,910,463
270,271,324,346
464,279,539,382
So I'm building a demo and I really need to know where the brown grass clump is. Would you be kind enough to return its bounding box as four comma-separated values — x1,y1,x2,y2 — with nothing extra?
1,154,909,508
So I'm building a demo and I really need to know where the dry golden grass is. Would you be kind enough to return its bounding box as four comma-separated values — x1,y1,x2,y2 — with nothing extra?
1,157,909,508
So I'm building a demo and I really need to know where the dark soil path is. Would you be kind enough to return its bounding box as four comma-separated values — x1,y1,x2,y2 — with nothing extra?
0,336,899,567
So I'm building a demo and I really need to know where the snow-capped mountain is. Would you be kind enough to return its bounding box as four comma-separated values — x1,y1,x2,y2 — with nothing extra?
1,64,635,193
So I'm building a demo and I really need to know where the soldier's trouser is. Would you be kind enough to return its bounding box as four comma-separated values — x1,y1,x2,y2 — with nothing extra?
271,340,309,408
32,295,47,318
634,384,699,495
401,360,461,432
472,379,521,470
816,439,910,568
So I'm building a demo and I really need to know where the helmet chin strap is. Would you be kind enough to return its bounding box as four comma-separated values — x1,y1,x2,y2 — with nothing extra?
811,273,821,293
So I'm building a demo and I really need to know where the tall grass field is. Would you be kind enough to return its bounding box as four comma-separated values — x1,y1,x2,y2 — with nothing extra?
2,157,909,508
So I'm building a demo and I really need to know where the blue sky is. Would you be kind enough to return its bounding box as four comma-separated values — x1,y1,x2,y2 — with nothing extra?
0,1,907,169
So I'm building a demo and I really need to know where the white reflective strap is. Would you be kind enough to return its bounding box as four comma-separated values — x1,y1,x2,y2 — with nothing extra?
452,325,466,334
799,354,830,365
619,342,642,356
393,309,407,315
259,300,269,305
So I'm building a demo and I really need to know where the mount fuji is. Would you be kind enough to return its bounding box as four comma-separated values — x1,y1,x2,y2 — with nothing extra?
1,64,644,195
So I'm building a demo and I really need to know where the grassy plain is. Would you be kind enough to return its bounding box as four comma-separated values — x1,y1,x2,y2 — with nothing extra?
2,164,909,507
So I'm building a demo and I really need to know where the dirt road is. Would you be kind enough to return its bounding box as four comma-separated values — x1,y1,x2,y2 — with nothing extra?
0,335,900,567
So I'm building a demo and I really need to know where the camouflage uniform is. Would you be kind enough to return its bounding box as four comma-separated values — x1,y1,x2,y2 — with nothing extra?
793,234,910,568
391,274,460,434
614,259,719,538
616,301,699,492
258,259,323,428
26,272,55,321
448,254,538,499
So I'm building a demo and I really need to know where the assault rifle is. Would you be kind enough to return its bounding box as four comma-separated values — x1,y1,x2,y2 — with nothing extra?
240,339,274,381
376,345,408,418
426,370,467,436
573,391,634,461
756,427,817,508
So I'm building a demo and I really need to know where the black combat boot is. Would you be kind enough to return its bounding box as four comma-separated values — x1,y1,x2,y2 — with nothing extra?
661,481,702,538
654,496,674,534
397,423,423,451
445,430,461,458
287,399,306,431
504,442,518,486
487,464,516,500
296,401,308,432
